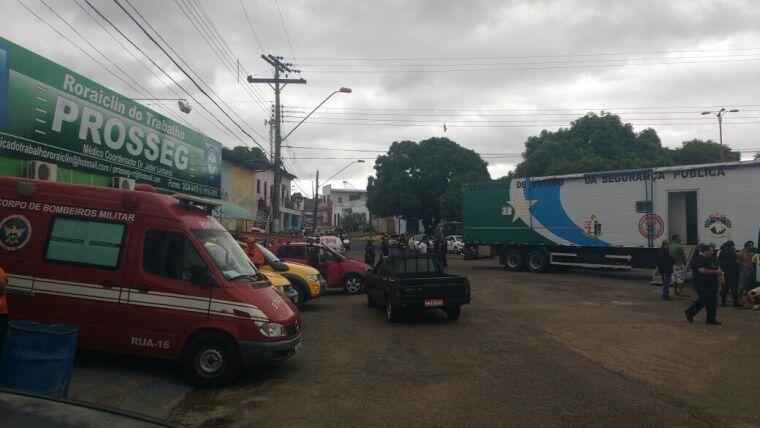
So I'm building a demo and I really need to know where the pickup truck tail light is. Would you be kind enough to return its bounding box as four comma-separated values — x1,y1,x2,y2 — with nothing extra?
464,278,470,294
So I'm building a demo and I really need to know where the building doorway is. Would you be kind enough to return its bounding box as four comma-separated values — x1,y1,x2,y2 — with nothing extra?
668,191,698,245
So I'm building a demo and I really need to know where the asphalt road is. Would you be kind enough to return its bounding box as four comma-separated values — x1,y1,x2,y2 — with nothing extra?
67,253,760,427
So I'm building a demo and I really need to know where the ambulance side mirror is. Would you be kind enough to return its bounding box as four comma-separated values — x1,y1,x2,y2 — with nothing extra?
190,264,214,288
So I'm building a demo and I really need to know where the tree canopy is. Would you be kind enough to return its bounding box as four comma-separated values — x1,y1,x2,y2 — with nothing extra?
513,112,741,177
367,137,490,233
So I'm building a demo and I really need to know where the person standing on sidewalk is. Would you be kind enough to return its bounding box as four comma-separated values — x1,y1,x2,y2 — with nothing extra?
657,239,674,300
685,244,723,325
718,240,740,307
670,234,688,297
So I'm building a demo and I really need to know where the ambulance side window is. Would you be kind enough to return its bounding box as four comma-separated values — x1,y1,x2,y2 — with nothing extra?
143,230,206,282
45,217,125,268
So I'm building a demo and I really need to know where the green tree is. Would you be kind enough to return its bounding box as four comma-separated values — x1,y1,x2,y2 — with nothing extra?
755,152,760,160
367,137,490,233
513,113,743,177
341,210,367,231
222,146,271,168
670,139,740,164
514,112,672,177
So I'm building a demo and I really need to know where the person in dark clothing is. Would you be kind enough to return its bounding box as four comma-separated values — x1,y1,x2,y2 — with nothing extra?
438,237,448,268
685,244,723,325
380,235,390,258
364,240,376,266
657,239,674,300
718,240,740,307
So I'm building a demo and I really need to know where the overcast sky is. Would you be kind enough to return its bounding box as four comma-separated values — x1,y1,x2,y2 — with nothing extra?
2,0,759,195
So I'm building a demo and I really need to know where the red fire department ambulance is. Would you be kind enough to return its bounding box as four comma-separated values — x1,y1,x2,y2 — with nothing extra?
0,177,301,387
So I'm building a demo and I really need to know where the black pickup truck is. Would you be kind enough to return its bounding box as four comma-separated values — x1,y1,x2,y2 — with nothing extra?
366,255,471,322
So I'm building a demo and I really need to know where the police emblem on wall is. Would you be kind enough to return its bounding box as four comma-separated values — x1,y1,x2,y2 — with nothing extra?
638,213,664,240
0,215,32,251
704,212,732,237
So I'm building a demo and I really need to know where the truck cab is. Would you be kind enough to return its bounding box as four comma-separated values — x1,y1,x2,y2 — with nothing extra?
0,178,301,387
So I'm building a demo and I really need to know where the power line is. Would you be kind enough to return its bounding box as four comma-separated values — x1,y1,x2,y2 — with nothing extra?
74,0,242,143
15,0,144,96
179,0,271,111
297,53,760,68
134,0,270,134
114,0,270,154
282,119,760,128
298,57,760,73
292,46,760,61
83,0,250,145
272,104,760,112
36,0,199,132
273,0,298,68
239,0,264,54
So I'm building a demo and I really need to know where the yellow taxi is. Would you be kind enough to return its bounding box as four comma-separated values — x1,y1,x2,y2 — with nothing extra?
245,242,325,308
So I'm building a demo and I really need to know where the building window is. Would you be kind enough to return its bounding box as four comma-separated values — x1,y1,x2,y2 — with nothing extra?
264,182,268,199
257,179,261,193
338,197,343,203
349,194,361,201
46,217,125,268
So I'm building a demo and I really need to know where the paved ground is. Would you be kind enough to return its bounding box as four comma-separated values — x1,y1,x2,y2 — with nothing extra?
67,253,760,427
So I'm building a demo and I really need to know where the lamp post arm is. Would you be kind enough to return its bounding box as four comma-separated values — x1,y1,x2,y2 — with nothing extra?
322,163,354,187
282,90,339,142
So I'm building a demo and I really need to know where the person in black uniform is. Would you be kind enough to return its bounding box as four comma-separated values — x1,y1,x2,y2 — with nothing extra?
685,243,723,325
364,239,376,266
380,235,390,259
718,240,740,307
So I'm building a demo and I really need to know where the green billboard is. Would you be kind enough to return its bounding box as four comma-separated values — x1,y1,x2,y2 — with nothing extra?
0,36,222,198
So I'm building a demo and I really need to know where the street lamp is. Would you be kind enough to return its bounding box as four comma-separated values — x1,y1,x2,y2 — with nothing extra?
323,160,365,186
131,98,192,114
701,108,739,162
282,87,351,142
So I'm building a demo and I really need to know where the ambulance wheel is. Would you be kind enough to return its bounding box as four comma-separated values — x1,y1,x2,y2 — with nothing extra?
504,249,523,271
525,250,548,273
183,332,241,388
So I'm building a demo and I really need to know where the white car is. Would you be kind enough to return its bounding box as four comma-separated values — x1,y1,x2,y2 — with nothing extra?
319,235,345,253
446,235,465,253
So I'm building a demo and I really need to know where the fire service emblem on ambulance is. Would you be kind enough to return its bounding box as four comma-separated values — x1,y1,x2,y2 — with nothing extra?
0,215,32,251
704,212,732,237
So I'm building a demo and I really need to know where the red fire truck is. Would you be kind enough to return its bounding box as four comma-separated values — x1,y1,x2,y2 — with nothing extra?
0,177,301,387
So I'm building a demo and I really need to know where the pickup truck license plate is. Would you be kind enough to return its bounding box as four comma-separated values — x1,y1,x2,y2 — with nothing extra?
424,298,444,307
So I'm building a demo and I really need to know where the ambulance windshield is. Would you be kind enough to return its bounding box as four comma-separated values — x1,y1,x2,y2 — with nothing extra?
193,229,263,282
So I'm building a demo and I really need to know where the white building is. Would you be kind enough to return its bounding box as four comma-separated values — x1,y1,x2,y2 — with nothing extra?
321,184,370,228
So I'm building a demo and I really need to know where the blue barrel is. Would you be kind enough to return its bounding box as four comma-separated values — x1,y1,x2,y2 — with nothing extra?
0,320,78,398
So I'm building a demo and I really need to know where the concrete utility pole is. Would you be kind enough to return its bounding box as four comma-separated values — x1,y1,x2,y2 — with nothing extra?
248,55,306,232
313,170,319,235
701,108,739,162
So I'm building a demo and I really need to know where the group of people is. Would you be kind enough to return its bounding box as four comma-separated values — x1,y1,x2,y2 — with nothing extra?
364,234,449,268
658,233,759,325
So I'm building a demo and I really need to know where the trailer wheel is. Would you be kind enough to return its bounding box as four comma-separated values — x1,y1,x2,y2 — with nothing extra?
504,249,523,271
525,250,548,273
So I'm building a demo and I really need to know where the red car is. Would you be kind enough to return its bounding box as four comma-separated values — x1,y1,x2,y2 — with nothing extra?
274,242,371,294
